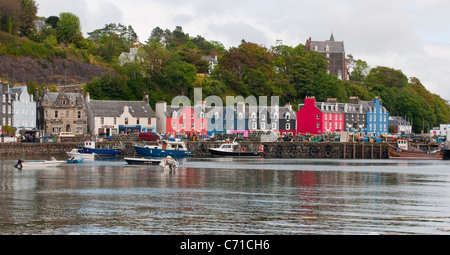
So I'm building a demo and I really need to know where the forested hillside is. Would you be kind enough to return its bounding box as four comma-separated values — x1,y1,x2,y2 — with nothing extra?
1,0,449,132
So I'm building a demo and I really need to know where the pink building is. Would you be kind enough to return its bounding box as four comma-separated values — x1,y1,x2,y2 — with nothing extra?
296,97,344,135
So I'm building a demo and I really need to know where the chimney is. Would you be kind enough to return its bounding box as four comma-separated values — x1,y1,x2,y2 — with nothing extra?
285,102,292,111
304,96,316,107
144,94,149,104
349,96,360,104
2,81,9,94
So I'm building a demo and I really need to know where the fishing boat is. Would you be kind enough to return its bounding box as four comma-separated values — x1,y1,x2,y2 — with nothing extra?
133,139,193,158
66,148,96,160
124,157,161,165
159,156,178,169
14,157,65,170
388,139,444,160
209,140,263,157
67,157,84,164
78,141,121,156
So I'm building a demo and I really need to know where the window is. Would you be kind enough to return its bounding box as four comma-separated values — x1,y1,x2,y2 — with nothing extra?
78,111,81,118
325,44,329,52
286,113,290,120
272,123,276,130
114,118,117,124
172,111,177,118
137,118,140,125
262,114,266,121
325,114,327,120
251,112,256,119
100,117,104,125
317,122,320,128
252,122,257,129
261,122,266,129
317,114,320,120
286,123,290,130
66,111,69,118
55,111,58,118
125,117,128,125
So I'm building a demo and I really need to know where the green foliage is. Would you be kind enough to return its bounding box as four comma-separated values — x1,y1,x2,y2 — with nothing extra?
56,12,82,44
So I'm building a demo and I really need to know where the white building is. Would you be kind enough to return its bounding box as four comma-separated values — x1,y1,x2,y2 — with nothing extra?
430,124,450,137
0,82,36,134
86,93,157,137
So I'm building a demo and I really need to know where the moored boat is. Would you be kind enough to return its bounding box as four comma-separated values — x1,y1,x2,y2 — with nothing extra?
209,140,263,157
78,141,121,156
388,139,444,160
14,157,65,170
66,148,96,160
124,157,161,165
133,139,193,158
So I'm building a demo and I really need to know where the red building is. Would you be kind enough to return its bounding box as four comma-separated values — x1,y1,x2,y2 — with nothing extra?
155,102,208,137
296,97,344,135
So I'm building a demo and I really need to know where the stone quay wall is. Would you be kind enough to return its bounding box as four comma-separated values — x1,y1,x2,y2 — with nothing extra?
186,141,389,159
0,141,389,159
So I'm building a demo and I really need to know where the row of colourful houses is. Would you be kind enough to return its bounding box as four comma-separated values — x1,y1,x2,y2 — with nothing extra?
0,79,390,138
155,96,389,138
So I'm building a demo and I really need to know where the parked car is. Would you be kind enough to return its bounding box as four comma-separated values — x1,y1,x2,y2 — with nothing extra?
138,132,161,141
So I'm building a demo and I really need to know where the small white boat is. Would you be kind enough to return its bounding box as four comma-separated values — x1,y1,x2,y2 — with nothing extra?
159,156,178,169
14,157,65,170
66,148,96,161
124,157,161,165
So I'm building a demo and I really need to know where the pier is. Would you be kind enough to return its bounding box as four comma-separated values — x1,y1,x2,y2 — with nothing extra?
0,141,390,159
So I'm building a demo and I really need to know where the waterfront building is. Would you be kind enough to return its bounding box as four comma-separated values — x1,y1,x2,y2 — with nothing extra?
155,101,208,137
297,96,345,135
339,97,366,133
36,88,87,136
0,81,36,135
305,33,348,81
361,97,389,137
389,116,412,135
430,124,450,137
86,94,156,137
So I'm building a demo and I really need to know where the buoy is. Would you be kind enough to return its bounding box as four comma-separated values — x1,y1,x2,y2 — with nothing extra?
241,148,246,152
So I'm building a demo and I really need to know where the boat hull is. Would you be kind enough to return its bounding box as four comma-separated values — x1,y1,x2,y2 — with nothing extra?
124,157,161,165
209,148,261,157
388,144,444,160
133,146,193,158
78,147,120,156
67,149,96,160
16,160,65,169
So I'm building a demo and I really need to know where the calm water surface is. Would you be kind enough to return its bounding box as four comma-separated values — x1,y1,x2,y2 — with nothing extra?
1,156,450,235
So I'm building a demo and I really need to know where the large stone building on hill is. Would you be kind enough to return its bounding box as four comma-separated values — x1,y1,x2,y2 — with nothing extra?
305,33,349,81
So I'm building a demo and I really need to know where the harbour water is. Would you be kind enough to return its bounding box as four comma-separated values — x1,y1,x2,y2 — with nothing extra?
1,156,450,235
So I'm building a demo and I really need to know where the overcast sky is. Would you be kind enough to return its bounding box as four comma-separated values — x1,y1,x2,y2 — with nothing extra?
37,0,450,101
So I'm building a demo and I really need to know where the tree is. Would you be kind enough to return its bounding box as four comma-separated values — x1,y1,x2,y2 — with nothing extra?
366,66,408,88
56,12,82,44
0,0,37,35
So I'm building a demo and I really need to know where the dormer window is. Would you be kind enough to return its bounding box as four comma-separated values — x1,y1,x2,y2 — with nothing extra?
172,111,177,118
325,44,329,52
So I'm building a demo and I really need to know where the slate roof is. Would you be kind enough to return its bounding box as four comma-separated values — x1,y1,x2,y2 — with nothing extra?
88,100,155,118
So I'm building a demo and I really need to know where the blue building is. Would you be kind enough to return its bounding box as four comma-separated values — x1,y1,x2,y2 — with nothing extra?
362,97,389,137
